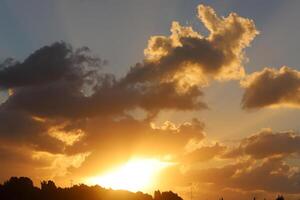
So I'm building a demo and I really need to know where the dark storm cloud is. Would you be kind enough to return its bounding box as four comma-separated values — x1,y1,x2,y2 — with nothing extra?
241,66,300,109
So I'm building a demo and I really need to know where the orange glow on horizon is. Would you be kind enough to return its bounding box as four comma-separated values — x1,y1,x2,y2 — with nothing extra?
85,158,172,192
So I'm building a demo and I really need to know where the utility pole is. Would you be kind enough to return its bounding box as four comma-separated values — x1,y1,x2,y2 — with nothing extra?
190,182,193,200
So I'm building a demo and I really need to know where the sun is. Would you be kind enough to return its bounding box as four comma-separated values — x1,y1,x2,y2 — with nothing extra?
85,158,171,192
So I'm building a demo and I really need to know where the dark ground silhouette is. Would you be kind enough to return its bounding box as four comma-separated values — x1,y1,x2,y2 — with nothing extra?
0,177,287,200
0,177,183,200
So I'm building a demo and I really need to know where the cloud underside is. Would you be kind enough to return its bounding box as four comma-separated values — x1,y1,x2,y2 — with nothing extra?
1,3,300,198
241,66,300,109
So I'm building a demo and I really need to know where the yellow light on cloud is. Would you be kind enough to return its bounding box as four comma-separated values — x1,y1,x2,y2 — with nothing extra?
85,158,171,192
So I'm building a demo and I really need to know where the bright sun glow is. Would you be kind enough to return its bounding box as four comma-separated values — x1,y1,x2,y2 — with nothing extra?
85,158,171,192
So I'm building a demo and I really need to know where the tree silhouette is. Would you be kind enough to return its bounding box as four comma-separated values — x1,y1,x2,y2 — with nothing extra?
0,177,287,200
0,177,39,200
0,177,182,200
276,195,284,200
154,190,182,200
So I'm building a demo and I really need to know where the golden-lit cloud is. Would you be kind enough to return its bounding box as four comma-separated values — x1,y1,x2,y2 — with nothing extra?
0,143,90,184
197,4,259,80
48,126,85,146
32,151,90,178
128,4,258,95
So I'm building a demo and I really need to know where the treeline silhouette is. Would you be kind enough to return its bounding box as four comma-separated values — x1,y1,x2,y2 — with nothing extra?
0,177,183,200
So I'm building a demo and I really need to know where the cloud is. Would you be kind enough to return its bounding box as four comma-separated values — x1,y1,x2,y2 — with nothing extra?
0,3,257,156
66,117,206,178
197,4,258,79
0,110,65,153
227,156,300,193
181,143,226,164
0,145,40,182
0,43,102,89
0,3,261,193
31,150,90,178
0,42,106,119
225,128,300,159
0,4,259,122
155,128,300,196
0,144,89,184
164,152,300,195
127,4,258,90
241,66,300,109
0,41,208,121
190,156,300,194
0,37,207,184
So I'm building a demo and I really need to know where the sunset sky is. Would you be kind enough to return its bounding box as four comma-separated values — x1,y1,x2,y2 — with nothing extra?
1,1,300,200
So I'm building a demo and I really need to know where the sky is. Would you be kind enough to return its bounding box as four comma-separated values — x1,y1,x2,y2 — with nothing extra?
1,0,300,200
